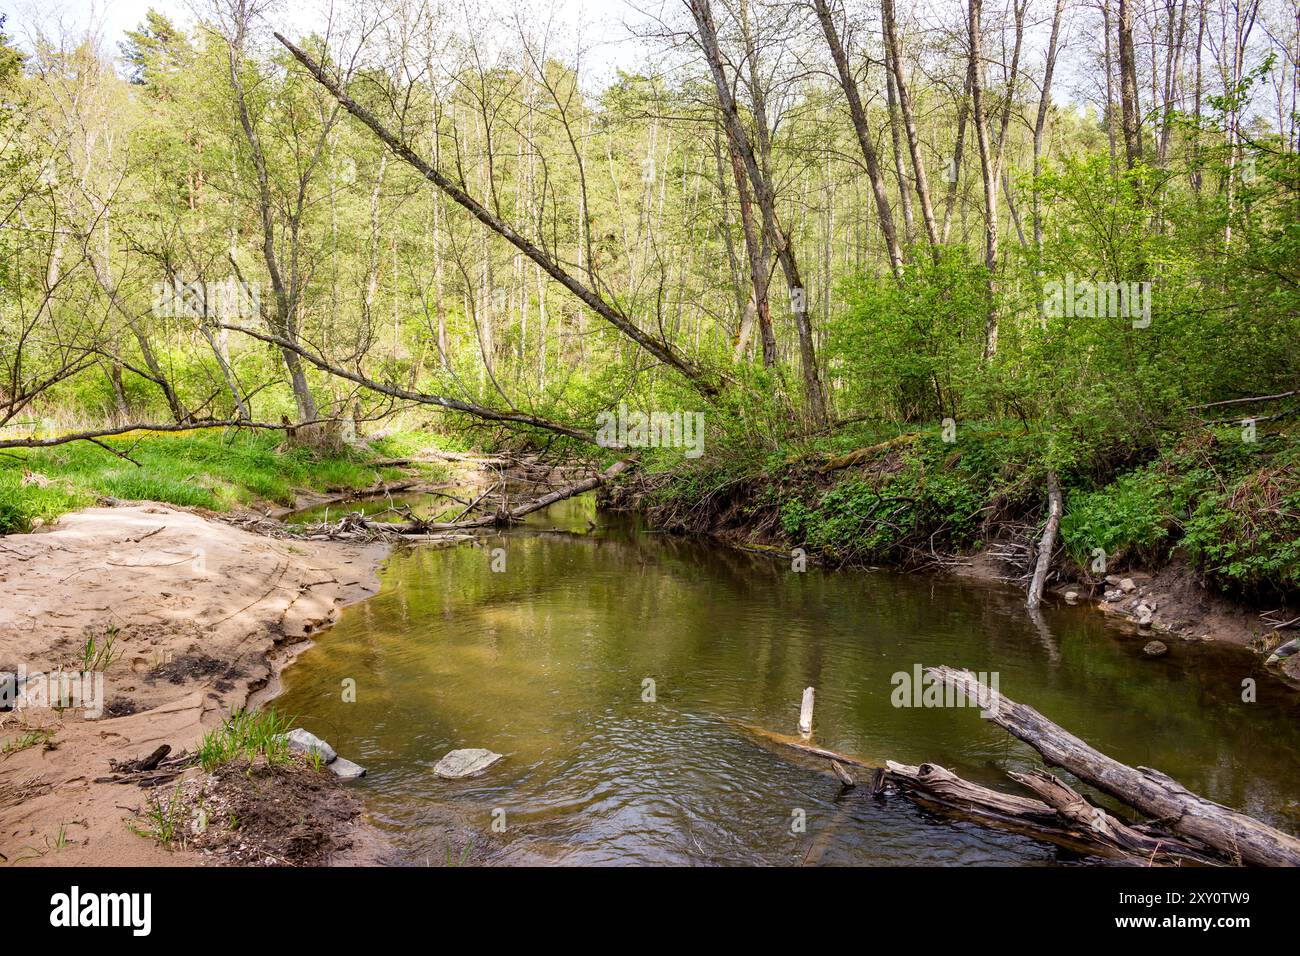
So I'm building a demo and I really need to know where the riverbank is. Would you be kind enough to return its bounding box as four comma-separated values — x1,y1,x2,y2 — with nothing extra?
602,421,1300,684
0,428,450,534
0,503,392,866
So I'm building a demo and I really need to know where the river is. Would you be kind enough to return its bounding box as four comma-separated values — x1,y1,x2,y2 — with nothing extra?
277,494,1300,865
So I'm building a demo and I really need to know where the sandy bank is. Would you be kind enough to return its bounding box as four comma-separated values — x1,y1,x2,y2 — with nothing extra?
0,503,389,866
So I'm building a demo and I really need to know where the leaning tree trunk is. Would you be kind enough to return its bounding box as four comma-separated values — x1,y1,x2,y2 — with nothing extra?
811,0,906,279
928,667,1300,867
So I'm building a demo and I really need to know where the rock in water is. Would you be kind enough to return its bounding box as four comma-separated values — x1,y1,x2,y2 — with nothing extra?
434,748,503,779
1143,641,1168,658
1265,637,1300,665
1064,591,1079,604
329,756,366,780
284,728,337,764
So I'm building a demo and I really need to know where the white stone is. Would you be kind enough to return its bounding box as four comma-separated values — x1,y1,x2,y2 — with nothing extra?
329,756,366,780
285,728,337,764
434,748,502,779
1120,578,1137,593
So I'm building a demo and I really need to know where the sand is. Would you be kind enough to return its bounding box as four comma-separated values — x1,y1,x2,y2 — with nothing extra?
0,503,389,866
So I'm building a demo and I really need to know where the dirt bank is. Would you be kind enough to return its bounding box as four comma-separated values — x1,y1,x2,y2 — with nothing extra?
0,503,391,866
603,479,1300,686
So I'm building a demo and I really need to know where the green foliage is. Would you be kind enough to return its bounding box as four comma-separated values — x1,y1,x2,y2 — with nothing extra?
1060,472,1171,568
129,783,187,847
196,709,295,773
1179,434,1300,594
0,430,436,532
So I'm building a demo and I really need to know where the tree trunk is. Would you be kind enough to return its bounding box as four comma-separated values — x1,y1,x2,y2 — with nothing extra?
928,666,1300,867
687,0,826,424
1118,0,1145,170
811,0,905,279
1026,471,1063,610
882,0,941,256
1032,0,1066,252
969,0,1000,359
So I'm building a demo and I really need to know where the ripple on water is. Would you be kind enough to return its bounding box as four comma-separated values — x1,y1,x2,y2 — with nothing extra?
275,497,1300,865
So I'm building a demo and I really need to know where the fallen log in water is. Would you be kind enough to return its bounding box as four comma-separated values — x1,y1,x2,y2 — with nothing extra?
725,718,1208,864
928,666,1300,867
371,457,637,534
1007,768,1212,862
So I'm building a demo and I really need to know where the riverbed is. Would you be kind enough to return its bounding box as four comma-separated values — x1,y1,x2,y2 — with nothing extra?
276,494,1300,865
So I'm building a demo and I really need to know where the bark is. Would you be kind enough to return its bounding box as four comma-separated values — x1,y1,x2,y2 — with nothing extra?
228,20,319,423
942,58,974,244
1025,471,1063,610
1118,0,1145,170
810,0,906,279
969,0,1000,359
882,0,941,255
726,128,777,366
1032,0,1067,251
275,33,720,400
730,718,1212,863
885,66,915,246
686,0,826,423
928,666,1300,866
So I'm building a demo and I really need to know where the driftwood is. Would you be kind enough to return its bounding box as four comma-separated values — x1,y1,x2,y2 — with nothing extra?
819,433,917,473
1007,768,1212,862
729,718,1203,863
372,457,636,534
1025,470,1063,610
929,666,1300,866
97,746,192,786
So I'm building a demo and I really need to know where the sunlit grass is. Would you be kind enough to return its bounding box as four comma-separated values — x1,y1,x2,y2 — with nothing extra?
196,708,295,773
0,429,447,533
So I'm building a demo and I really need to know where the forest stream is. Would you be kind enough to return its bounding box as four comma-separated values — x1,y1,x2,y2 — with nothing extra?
275,494,1300,866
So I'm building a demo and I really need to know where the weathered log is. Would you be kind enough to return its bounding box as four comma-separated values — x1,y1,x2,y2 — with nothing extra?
819,433,917,473
929,666,1300,866
799,687,815,736
730,719,1181,862
886,760,1057,821
1025,470,1063,610
830,760,856,788
1007,768,1216,863
372,457,636,534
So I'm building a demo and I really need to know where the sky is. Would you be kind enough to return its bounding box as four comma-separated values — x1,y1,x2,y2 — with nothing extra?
0,0,657,84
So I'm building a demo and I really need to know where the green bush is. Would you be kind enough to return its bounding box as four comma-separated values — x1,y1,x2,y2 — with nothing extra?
1060,471,1171,570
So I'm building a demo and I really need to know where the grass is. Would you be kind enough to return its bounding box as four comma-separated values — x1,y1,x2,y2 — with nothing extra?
78,627,123,672
196,708,295,773
0,427,449,534
129,783,187,847
0,728,54,757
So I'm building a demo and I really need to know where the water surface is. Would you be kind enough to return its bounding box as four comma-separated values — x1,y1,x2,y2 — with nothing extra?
276,495,1300,865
